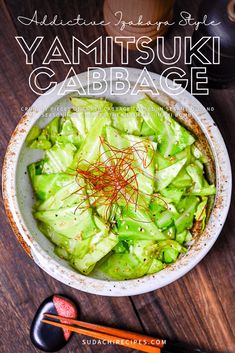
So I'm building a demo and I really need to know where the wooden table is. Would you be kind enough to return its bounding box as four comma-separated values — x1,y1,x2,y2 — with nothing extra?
0,1,234,352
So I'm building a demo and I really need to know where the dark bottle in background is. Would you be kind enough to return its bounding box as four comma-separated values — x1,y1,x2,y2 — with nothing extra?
190,0,235,88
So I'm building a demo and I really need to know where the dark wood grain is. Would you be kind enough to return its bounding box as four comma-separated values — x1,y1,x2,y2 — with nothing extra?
0,0,234,353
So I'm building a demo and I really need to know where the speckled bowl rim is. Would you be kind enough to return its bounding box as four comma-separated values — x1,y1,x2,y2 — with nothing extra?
2,67,232,296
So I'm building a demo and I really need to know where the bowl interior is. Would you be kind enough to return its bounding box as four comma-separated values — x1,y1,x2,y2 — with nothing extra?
16,81,215,279
10,69,231,295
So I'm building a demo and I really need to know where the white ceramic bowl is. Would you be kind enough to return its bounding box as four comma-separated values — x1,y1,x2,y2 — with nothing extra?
3,68,232,296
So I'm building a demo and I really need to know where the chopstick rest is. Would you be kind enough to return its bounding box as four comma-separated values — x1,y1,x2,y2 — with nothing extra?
30,295,78,352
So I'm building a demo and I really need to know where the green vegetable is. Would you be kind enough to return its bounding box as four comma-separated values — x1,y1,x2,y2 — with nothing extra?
157,240,186,263
117,205,166,241
163,248,179,263
70,97,112,111
34,206,98,239
172,167,192,187
136,97,195,157
28,161,44,181
30,138,51,150
29,117,61,149
176,230,188,244
191,145,208,163
164,226,176,239
68,110,86,137
26,125,41,145
195,198,208,230
38,222,69,248
27,97,215,280
155,158,187,190
72,111,111,169
37,178,85,211
111,107,143,135
71,231,118,274
42,142,77,174
175,196,200,233
105,126,156,204
31,173,75,201
155,210,173,229
99,253,142,280
160,186,185,204
57,117,81,147
54,246,70,260
140,121,155,136
113,241,129,254
186,163,204,191
190,184,216,196
147,259,165,274
100,240,158,279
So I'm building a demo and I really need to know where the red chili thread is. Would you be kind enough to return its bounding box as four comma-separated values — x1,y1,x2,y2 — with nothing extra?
71,137,164,223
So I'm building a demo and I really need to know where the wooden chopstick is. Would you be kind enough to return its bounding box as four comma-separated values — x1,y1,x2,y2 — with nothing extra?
42,319,161,353
44,313,164,348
